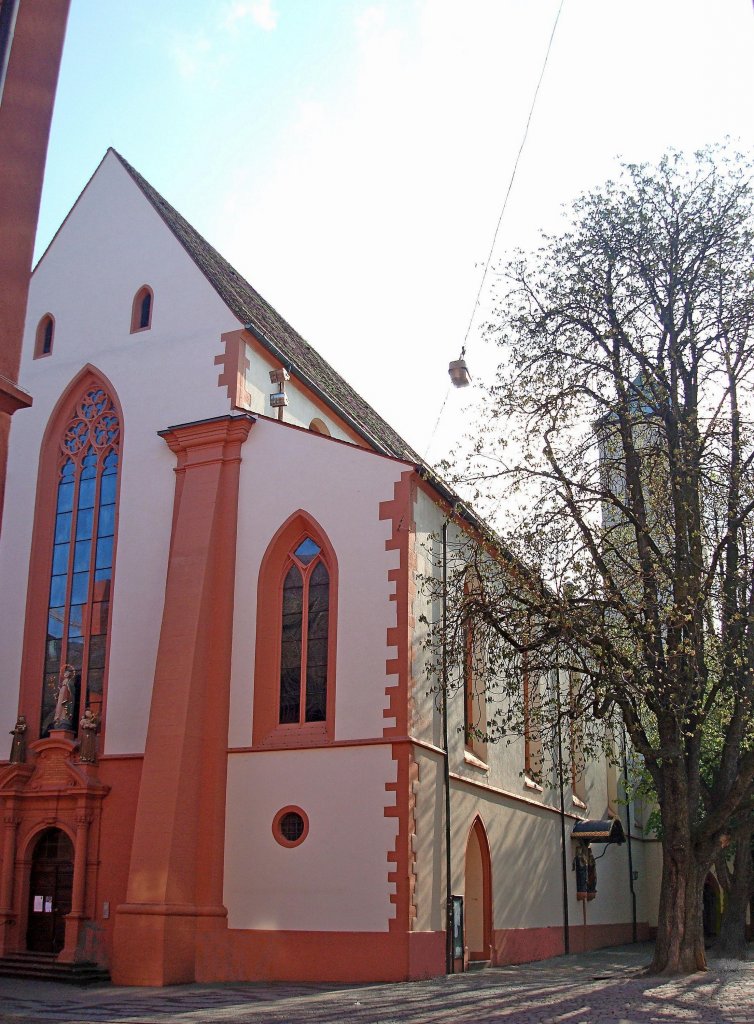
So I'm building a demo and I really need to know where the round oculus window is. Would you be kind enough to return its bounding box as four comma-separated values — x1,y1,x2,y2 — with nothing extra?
272,806,309,847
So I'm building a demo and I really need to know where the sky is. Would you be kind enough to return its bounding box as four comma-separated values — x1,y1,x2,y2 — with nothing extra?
36,0,754,466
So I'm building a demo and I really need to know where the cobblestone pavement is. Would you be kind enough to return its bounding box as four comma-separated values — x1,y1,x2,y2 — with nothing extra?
0,944,752,1024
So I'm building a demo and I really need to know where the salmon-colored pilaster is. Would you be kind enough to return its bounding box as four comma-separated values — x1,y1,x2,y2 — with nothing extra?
0,809,20,956
0,0,70,526
113,414,254,986
58,810,91,963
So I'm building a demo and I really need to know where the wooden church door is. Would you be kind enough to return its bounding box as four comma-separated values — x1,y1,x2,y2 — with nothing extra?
26,829,74,954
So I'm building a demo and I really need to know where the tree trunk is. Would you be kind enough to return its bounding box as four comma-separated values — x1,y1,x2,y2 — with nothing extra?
713,826,752,960
650,821,708,974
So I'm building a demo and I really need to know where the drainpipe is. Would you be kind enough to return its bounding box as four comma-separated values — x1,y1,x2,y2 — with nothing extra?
622,727,638,942
442,519,453,974
555,667,570,954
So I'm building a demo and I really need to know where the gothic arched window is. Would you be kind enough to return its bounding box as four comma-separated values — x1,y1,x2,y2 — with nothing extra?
253,512,337,748
462,576,487,763
34,314,55,358
40,386,120,736
130,285,153,333
279,537,330,725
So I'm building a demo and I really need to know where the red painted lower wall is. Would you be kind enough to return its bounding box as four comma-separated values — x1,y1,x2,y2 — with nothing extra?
194,928,446,984
494,921,651,965
191,922,648,983
1,744,653,984
80,756,142,967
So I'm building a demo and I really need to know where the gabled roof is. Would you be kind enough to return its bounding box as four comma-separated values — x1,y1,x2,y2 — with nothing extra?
115,150,532,574
111,149,422,464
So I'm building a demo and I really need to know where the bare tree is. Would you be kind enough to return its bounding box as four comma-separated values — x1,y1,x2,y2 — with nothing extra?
436,147,754,974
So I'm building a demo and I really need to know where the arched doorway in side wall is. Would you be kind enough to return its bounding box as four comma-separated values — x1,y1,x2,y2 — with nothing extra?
26,828,74,954
464,816,492,962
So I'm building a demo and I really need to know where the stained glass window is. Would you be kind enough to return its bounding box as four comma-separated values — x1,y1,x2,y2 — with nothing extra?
40,387,119,737
279,538,329,725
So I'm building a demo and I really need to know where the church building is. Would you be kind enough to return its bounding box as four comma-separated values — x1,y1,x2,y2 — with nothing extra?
0,150,658,985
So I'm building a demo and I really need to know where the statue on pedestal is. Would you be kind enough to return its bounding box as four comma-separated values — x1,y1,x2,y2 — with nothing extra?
78,709,100,764
53,665,76,731
574,841,597,901
9,715,27,763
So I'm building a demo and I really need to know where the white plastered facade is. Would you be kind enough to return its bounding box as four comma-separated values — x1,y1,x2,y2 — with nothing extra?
0,151,414,966
1,153,239,752
410,487,659,945
226,419,407,932
0,150,660,983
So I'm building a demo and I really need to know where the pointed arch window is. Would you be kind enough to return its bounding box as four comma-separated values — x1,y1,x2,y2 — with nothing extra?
569,672,587,807
253,513,338,748
40,386,120,737
34,314,55,358
462,577,487,763
522,652,543,787
280,538,330,725
130,285,153,333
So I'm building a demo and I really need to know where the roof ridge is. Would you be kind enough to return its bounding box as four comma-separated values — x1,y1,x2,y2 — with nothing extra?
111,150,423,463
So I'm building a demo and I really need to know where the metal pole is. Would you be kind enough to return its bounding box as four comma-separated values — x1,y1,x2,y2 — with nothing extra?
582,898,587,952
442,519,453,974
622,727,638,943
556,667,570,954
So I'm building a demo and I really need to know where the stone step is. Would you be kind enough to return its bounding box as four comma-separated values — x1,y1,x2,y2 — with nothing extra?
467,959,491,972
0,952,110,985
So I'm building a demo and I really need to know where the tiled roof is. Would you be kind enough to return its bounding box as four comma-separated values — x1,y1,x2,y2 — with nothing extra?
112,149,422,464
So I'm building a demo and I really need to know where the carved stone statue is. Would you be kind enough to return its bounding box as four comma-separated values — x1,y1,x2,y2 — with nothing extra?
78,709,100,764
9,715,27,763
53,665,76,731
574,841,597,901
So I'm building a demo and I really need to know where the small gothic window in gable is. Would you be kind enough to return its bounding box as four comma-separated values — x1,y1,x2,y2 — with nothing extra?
35,314,55,358
130,286,153,333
